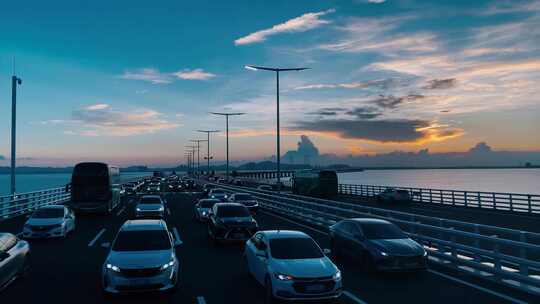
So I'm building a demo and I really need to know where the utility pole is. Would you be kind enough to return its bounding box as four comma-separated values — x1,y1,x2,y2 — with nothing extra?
210,112,245,181
196,130,219,176
190,139,207,176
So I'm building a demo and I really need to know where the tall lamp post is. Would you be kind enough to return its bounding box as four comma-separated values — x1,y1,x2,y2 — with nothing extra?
196,130,219,175
245,65,308,190
190,139,207,176
10,73,22,196
185,145,196,175
210,112,245,181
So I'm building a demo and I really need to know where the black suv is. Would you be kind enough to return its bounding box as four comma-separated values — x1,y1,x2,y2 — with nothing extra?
207,203,258,243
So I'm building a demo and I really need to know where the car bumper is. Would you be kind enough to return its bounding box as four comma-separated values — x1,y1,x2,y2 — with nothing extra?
135,210,165,218
23,227,64,238
273,278,342,301
212,227,257,241
375,256,428,271
103,267,177,294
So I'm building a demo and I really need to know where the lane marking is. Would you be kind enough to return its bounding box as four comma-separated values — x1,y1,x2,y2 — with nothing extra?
88,228,106,247
167,207,171,216
172,227,182,246
427,269,528,304
196,296,207,304
259,210,328,235
343,290,369,304
262,210,528,304
116,206,126,216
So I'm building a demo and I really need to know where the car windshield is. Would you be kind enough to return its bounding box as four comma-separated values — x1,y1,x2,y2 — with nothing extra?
200,200,218,208
217,206,250,217
361,223,407,240
211,189,225,194
113,230,171,251
32,208,64,218
235,194,253,200
141,197,162,204
270,237,324,259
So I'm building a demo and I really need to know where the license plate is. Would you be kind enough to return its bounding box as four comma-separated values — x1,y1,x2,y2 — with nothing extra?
306,284,325,292
129,278,150,286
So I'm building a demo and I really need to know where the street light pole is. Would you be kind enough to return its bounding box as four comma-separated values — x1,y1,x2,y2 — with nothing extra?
190,139,207,176
245,65,308,191
210,112,245,181
185,145,196,175
196,130,219,176
10,74,22,196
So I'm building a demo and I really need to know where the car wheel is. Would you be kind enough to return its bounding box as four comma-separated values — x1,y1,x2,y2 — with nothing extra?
265,276,276,304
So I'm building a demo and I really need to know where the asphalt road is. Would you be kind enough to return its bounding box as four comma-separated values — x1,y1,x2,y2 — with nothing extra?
0,190,537,304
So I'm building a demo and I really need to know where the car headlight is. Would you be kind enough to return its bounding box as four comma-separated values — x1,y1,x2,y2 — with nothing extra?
158,206,165,211
136,207,142,212
224,195,228,198
211,195,215,198
160,259,175,271
275,273,294,281
106,263,121,273
202,211,207,215
423,250,428,257
147,187,150,191
333,270,342,281
381,251,389,257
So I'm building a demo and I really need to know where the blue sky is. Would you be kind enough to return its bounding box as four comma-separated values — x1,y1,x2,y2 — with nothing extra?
0,0,539,166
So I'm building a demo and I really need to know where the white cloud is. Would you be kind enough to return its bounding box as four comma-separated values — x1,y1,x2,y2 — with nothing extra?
118,68,216,84
234,9,335,45
85,103,110,110
173,69,216,80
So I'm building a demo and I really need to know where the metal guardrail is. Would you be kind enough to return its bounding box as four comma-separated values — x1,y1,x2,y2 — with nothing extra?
213,183,540,296
0,187,71,220
339,184,540,214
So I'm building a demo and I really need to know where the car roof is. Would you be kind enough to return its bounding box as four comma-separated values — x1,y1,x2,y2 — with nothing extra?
120,219,166,231
199,198,220,202
260,230,311,239
214,202,244,208
348,218,392,225
38,205,65,210
141,195,161,199
233,193,251,196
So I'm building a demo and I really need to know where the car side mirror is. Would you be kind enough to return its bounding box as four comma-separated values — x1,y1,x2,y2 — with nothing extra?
101,242,111,249
323,248,332,256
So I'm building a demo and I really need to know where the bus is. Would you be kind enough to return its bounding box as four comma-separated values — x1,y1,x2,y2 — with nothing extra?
69,162,121,214
292,170,338,198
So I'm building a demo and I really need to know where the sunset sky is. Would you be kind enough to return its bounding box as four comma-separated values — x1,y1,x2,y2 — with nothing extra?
0,0,539,166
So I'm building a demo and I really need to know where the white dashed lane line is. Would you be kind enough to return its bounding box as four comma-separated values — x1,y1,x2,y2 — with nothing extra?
172,227,182,246
88,228,106,247
167,208,171,216
196,296,207,304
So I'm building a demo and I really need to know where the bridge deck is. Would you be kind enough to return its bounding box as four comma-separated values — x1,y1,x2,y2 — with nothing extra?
0,191,535,304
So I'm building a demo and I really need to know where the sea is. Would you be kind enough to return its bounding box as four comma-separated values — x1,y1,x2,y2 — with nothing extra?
0,172,152,196
1,169,538,196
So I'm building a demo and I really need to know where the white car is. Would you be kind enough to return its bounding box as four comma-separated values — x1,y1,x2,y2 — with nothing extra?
0,233,30,290
135,195,165,219
244,230,342,303
102,219,180,294
23,205,76,239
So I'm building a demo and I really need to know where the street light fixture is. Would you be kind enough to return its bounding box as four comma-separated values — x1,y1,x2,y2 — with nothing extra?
210,112,245,181
196,130,220,175
244,65,309,190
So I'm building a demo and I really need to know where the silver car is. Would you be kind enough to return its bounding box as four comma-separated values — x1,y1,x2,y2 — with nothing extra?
193,198,220,221
102,220,180,294
135,195,165,218
23,205,76,239
0,233,30,290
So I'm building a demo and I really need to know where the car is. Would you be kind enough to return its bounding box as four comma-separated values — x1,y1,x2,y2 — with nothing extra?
202,184,217,196
208,188,228,201
244,230,342,303
135,195,165,219
228,193,259,212
329,218,427,272
207,203,258,243
193,199,220,221
257,185,273,191
376,188,411,203
0,233,31,290
167,181,183,192
183,179,196,190
146,182,161,194
217,177,227,184
22,205,76,239
123,185,136,196
101,219,179,294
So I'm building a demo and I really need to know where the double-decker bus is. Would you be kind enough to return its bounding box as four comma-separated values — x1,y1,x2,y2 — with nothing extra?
69,162,121,214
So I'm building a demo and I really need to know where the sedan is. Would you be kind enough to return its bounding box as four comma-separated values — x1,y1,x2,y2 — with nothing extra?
102,219,179,294
135,195,165,219
208,188,228,201
244,230,342,303
23,205,76,239
228,193,259,212
194,199,220,221
0,233,30,290
329,218,427,272
208,203,258,243
376,188,411,203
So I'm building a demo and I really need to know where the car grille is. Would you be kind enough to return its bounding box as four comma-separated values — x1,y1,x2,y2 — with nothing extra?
115,283,164,291
31,225,58,231
292,276,335,294
120,267,162,277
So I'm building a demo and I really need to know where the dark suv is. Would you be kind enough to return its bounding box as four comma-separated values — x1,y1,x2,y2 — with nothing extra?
207,203,258,243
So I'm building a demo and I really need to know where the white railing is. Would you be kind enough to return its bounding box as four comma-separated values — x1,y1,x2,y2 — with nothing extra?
213,183,540,296
0,187,71,219
339,184,540,214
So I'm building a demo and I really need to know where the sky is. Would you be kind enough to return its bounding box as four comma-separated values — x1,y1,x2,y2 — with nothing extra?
0,0,539,167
